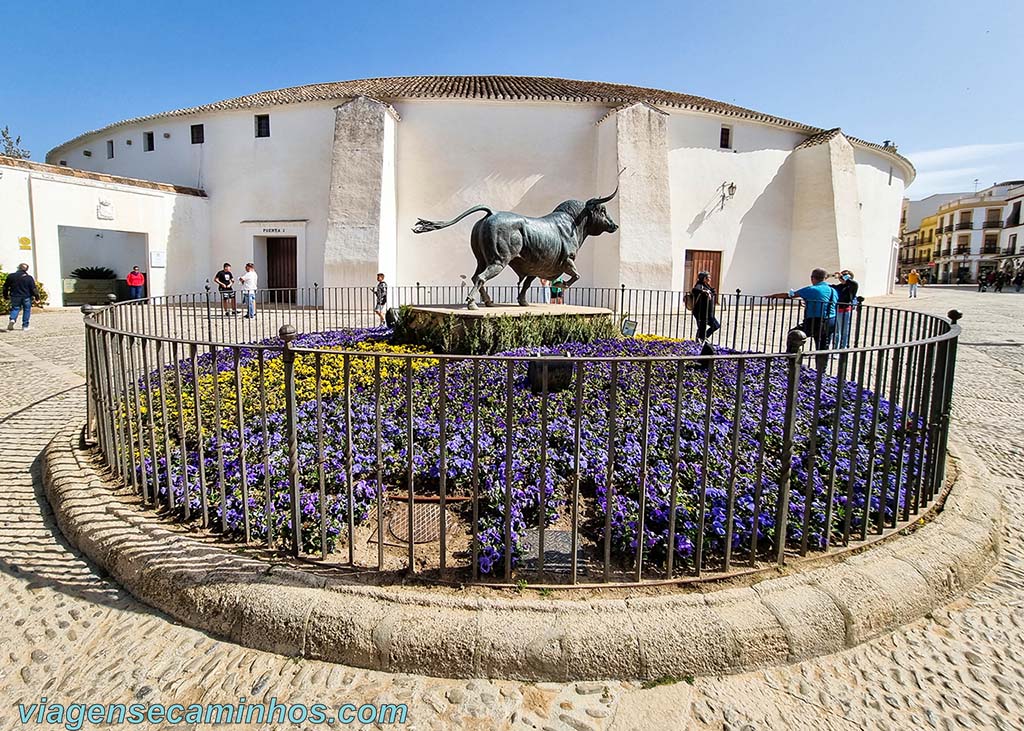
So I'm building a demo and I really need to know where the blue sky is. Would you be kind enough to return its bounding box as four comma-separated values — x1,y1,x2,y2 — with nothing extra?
4,0,1021,198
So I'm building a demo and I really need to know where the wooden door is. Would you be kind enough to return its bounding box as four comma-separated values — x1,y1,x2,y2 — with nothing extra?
684,250,722,291
267,237,297,302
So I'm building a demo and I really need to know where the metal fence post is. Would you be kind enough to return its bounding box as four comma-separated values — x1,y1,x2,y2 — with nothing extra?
852,296,865,348
81,305,96,444
280,324,301,557
313,281,320,333
775,328,806,565
204,281,213,338
732,288,741,350
932,310,962,497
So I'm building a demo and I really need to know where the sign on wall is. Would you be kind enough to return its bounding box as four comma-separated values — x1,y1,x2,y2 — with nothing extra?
18,236,31,251
150,250,167,268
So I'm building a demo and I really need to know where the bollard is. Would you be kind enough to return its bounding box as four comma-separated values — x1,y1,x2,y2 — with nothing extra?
774,327,807,565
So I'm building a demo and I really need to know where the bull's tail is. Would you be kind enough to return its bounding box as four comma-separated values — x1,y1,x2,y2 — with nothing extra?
412,205,493,234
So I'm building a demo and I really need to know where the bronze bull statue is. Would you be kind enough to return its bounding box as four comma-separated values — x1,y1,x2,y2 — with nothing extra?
412,182,621,309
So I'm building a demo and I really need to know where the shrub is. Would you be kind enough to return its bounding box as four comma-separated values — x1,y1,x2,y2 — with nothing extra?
70,266,117,279
0,267,50,315
393,306,618,354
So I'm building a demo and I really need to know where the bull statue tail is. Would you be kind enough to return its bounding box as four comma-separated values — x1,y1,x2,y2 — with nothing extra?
412,205,493,234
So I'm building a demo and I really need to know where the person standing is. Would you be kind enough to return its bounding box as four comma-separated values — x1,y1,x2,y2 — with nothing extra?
549,277,565,305
372,273,388,325
1014,270,1023,293
3,263,38,331
769,268,838,370
830,269,859,349
690,271,720,342
907,269,920,298
239,263,258,318
126,266,145,300
214,263,237,316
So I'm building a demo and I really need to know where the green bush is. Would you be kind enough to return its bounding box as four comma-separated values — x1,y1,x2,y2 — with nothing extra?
393,305,618,354
70,266,117,279
0,267,50,315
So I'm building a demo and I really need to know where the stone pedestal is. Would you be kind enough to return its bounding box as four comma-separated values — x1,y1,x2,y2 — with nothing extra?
401,303,615,355
409,302,613,323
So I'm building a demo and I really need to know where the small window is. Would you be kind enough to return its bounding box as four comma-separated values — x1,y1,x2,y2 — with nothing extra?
106,140,114,159
143,132,155,152
254,114,270,138
719,125,732,150
190,124,205,144
59,160,67,166
83,150,92,157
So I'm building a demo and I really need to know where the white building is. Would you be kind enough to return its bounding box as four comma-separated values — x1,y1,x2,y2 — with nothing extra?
1001,185,1023,272
931,181,1024,283
2,76,915,305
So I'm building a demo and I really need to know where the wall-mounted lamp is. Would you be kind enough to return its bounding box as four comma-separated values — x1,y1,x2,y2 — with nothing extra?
719,181,737,210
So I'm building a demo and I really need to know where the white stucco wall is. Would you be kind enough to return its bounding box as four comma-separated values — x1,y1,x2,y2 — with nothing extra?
48,102,336,288
789,143,838,285
0,167,35,275
667,113,804,294
393,100,605,288
43,95,912,299
0,161,209,304
854,148,908,296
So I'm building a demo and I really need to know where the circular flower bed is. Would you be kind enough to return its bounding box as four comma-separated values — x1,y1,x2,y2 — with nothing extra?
134,329,924,576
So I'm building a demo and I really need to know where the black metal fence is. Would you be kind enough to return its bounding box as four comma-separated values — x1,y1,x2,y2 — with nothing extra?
82,286,962,587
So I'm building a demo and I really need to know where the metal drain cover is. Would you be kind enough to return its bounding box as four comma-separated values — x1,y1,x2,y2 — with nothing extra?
520,529,580,571
388,503,450,544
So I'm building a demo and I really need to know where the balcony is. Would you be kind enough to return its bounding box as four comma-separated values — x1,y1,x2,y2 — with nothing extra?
983,220,1003,229
932,249,941,259
956,221,974,230
956,247,971,255
1002,247,1016,256
982,246,999,255
943,225,954,233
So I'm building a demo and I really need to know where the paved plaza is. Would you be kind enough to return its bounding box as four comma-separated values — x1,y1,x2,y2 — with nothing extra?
0,286,1021,730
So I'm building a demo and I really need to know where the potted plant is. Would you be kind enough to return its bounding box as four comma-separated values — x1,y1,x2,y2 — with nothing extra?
63,266,118,305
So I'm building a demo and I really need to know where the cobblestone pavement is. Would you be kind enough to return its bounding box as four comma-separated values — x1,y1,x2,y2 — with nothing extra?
1,287,1022,730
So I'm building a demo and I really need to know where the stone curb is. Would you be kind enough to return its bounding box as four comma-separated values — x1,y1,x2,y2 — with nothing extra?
43,423,1001,682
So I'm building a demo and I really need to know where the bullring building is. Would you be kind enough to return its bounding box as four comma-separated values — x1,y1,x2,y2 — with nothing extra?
0,76,914,304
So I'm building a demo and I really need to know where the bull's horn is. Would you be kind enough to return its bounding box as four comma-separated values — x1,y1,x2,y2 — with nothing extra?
586,167,626,207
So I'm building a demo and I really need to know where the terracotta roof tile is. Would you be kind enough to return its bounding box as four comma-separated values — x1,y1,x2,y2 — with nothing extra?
795,127,844,149
0,155,206,196
45,75,915,177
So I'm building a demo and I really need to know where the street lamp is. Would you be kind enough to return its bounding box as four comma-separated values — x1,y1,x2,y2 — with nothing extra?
719,181,737,210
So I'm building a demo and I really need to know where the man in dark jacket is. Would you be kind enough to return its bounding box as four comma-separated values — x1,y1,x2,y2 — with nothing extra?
690,271,720,342
4,263,38,331
830,269,859,349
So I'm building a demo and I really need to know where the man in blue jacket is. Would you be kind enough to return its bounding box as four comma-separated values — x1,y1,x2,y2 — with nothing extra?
4,263,38,331
769,267,839,369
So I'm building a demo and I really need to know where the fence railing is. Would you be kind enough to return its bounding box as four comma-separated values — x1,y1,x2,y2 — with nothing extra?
81,286,962,587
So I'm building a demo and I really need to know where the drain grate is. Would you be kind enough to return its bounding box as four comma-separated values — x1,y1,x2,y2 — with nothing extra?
388,503,451,544
520,529,582,572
